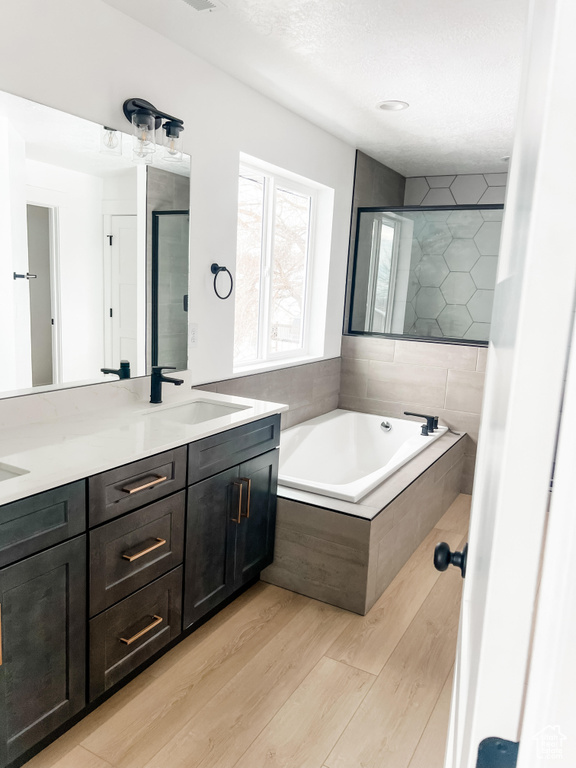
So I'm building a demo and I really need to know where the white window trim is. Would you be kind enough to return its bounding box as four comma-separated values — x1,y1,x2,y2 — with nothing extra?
234,160,320,371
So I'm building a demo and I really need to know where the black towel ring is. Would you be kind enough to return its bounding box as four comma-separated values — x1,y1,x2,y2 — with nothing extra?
211,263,234,300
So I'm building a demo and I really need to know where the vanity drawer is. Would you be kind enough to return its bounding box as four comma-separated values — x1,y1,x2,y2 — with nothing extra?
0,481,86,567
89,491,185,616
88,446,187,526
89,566,182,700
188,415,281,483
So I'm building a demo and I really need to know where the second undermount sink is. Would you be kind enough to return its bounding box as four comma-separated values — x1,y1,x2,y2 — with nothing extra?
145,400,250,426
0,462,29,482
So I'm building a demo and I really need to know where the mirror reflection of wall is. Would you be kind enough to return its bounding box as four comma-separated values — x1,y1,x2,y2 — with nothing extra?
0,90,190,398
349,206,503,344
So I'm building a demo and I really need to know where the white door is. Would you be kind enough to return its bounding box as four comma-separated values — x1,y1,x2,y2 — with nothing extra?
445,0,576,765
108,215,138,370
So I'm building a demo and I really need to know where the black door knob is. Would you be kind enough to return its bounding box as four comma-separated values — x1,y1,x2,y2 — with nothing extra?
434,542,468,578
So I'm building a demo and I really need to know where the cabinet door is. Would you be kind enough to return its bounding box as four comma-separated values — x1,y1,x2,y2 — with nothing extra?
183,468,238,630
234,449,279,588
0,537,86,768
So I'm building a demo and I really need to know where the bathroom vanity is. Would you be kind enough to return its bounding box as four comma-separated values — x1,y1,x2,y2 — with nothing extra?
0,390,284,768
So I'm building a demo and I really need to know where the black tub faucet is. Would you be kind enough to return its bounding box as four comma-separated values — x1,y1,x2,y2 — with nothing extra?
404,411,438,435
101,360,131,379
150,366,184,404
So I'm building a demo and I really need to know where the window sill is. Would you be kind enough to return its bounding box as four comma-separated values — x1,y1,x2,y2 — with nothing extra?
232,354,328,378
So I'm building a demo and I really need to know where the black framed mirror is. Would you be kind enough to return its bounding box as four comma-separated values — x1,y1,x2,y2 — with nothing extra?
0,89,190,398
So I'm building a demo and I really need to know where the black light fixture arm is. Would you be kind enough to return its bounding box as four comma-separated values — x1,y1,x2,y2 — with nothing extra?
123,98,184,132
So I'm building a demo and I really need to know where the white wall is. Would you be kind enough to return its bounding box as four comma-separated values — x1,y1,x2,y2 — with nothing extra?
0,0,356,387
0,118,32,391
26,160,104,383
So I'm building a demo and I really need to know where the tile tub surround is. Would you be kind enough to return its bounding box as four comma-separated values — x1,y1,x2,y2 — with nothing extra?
262,432,465,615
195,358,341,429
339,336,485,494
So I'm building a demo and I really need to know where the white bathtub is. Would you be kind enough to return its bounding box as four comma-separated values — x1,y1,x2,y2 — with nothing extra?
279,409,447,503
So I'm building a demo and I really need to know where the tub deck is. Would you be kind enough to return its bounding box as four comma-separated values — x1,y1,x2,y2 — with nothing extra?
262,430,467,614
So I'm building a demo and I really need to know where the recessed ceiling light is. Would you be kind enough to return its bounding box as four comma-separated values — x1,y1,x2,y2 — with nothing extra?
377,100,409,111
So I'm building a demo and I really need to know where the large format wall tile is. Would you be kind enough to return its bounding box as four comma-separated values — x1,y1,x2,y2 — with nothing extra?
368,361,448,408
341,335,395,361
394,340,477,370
197,358,340,429
445,369,486,413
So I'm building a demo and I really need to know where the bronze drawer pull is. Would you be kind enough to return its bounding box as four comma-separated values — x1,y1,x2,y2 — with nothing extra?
122,538,167,562
120,615,163,645
121,474,167,494
232,481,243,523
240,477,251,518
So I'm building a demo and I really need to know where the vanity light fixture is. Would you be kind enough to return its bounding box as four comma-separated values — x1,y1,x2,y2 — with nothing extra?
163,120,184,162
100,126,122,156
123,98,185,163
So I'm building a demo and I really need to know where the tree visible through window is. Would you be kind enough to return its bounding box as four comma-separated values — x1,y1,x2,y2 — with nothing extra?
234,164,314,366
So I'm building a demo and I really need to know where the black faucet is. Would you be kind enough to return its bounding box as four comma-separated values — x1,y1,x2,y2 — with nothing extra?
150,366,184,404
404,411,438,436
100,360,131,379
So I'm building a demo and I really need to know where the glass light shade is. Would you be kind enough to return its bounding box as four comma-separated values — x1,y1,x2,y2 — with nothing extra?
100,126,122,155
131,109,156,159
162,121,184,162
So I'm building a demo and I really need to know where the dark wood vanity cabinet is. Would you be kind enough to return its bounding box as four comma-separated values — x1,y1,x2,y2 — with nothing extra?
183,417,280,629
0,482,87,768
0,414,281,767
88,456,187,701
0,536,86,768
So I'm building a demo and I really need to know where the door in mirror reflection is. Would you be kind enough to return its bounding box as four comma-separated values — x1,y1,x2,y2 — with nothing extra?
26,204,54,387
108,215,140,371
152,211,189,369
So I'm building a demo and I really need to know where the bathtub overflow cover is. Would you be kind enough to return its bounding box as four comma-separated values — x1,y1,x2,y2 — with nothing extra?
380,420,392,432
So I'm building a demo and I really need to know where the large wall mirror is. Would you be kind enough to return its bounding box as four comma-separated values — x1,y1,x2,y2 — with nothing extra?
348,205,503,345
0,90,190,398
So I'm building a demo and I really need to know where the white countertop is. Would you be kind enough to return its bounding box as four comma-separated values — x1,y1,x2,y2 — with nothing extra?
0,386,288,505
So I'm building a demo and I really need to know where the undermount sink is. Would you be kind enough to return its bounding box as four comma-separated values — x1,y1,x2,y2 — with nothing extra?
0,462,29,482
145,400,250,426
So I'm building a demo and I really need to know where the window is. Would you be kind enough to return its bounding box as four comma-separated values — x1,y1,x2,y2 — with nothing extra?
233,162,317,367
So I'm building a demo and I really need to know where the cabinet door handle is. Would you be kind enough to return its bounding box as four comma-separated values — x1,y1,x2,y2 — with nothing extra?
121,474,167,494
0,604,2,667
122,537,167,562
232,481,243,523
240,477,251,518
120,615,163,645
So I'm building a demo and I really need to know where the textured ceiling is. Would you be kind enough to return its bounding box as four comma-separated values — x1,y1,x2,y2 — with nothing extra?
103,0,528,176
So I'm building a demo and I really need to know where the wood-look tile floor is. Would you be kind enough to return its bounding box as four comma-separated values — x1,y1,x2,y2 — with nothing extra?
24,494,470,768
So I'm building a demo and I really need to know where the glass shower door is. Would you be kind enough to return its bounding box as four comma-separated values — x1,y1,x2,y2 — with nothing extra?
151,211,190,369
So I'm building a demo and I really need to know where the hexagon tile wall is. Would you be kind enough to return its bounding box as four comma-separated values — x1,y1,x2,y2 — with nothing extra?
403,173,506,341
